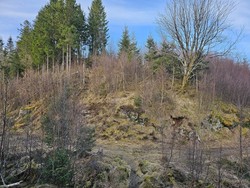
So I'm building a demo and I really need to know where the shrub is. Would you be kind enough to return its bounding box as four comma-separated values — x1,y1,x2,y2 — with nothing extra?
42,148,73,187
76,126,95,158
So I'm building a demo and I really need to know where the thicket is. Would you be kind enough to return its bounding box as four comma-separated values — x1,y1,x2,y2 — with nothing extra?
0,65,96,186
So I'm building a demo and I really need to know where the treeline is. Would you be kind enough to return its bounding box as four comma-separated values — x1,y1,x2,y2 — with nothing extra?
0,0,248,93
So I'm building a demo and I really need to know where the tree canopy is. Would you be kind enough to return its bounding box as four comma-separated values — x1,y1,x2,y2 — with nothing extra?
16,0,90,70
118,26,140,61
157,0,235,89
88,0,109,56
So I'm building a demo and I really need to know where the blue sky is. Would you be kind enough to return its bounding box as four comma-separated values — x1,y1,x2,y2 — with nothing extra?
0,0,249,59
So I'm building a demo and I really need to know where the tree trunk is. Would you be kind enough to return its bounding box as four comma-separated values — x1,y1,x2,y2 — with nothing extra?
196,71,199,93
181,72,189,90
239,106,243,166
181,59,195,90
66,44,69,72
52,57,55,73
171,66,175,89
46,55,49,73
160,69,165,106
69,45,71,73
62,47,65,71
0,78,8,167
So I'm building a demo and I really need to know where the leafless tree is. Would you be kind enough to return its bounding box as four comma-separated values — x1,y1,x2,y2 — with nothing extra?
157,0,236,89
201,57,250,186
0,77,8,166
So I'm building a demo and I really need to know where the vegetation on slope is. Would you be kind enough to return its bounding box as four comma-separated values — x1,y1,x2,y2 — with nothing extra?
0,0,250,187
0,52,249,187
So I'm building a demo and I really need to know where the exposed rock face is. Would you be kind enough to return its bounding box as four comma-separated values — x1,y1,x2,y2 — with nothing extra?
201,115,223,131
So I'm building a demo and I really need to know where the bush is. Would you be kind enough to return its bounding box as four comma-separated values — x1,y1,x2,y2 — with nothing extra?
42,148,73,187
134,96,142,107
76,126,95,158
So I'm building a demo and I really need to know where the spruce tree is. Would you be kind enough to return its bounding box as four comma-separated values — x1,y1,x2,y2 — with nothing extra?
145,35,158,62
3,37,15,76
5,37,24,77
17,20,33,68
118,26,130,56
30,0,87,69
0,38,4,64
5,37,14,56
31,3,56,68
88,0,109,56
129,34,140,60
118,27,140,61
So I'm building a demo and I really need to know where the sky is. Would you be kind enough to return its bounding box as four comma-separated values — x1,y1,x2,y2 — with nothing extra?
0,0,249,59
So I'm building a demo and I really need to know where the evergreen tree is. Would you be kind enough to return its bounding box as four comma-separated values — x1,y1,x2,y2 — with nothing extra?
5,37,14,56
2,37,15,76
71,2,88,61
118,26,130,55
145,35,158,62
43,148,73,186
32,3,56,68
17,20,33,68
151,40,180,76
30,0,87,69
88,0,109,56
118,27,140,61
129,34,140,59
5,37,24,77
0,38,4,64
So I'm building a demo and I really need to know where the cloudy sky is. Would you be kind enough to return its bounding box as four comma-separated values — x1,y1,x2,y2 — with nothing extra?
0,0,249,59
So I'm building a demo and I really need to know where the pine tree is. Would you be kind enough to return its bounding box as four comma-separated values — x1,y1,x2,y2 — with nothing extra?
88,0,109,56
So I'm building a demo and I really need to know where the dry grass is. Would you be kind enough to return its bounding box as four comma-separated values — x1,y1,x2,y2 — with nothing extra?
0,54,249,160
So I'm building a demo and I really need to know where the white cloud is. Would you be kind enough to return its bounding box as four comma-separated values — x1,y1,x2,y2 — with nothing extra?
80,0,164,26
107,1,164,26
0,0,48,19
230,1,250,32
0,10,35,19
106,5,157,25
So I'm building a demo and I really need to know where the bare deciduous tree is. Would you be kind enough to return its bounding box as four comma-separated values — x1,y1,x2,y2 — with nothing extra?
157,0,236,89
201,57,250,187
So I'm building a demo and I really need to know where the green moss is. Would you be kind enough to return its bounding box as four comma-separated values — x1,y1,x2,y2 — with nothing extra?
141,174,159,188
211,104,239,127
139,160,150,174
13,122,25,130
96,172,107,181
117,166,130,181
220,102,238,114
242,127,249,136
218,114,239,127
84,181,92,188
134,96,142,107
139,160,161,175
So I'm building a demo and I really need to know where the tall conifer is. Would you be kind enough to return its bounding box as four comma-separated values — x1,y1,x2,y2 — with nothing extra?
88,0,109,56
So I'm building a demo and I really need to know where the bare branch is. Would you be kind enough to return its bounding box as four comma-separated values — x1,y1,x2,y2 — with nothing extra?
157,0,237,89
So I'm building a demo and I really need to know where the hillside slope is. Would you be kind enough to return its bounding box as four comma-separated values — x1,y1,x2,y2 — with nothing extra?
0,65,250,187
